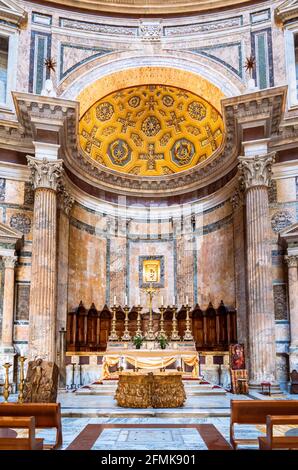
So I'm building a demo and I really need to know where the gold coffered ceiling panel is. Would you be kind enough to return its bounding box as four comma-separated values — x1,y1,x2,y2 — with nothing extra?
79,85,224,177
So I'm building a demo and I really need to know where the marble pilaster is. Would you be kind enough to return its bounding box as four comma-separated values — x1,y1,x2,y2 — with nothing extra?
57,187,74,386
238,153,277,385
27,156,63,362
285,255,298,370
1,255,17,351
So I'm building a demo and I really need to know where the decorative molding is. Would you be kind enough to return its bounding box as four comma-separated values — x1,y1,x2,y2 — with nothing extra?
139,21,162,41
27,157,63,191
59,17,138,36
230,188,243,211
238,153,275,190
164,16,243,36
58,185,75,216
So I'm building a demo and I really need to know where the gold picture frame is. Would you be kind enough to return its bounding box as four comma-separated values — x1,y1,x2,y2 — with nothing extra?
143,259,161,284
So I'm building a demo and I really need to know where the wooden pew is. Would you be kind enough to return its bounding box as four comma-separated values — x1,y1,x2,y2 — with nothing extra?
0,403,62,449
230,399,298,449
258,415,298,450
0,416,43,450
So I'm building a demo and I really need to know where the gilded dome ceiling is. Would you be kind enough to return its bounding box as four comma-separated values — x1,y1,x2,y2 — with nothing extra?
79,85,224,177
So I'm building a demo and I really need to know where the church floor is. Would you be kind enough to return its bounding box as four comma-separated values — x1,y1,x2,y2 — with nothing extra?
1,391,297,450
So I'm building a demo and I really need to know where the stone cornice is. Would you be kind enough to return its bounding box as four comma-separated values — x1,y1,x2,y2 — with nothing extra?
0,0,27,27
238,153,275,189
275,1,298,23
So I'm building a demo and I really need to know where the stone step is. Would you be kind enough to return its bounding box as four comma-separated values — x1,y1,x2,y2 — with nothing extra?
61,408,230,418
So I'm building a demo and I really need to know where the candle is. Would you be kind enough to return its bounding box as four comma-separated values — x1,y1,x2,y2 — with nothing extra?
137,294,140,306
125,294,128,305
186,296,189,305
161,295,164,306
172,296,175,306
113,295,117,305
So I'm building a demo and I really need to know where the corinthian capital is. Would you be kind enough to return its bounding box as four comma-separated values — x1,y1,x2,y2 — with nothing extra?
27,156,63,191
285,255,298,268
2,256,17,269
238,153,275,190
58,186,75,216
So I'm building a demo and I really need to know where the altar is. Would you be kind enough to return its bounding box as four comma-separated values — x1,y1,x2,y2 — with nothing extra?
101,348,199,379
115,370,186,408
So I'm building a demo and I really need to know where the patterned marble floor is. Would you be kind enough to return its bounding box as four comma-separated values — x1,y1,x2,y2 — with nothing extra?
1,391,297,450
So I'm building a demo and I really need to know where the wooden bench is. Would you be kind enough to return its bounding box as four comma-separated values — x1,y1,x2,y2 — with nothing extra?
230,399,298,449
0,416,44,450
258,415,298,450
0,403,62,449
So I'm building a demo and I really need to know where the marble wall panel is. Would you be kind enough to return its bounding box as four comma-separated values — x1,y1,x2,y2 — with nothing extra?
276,178,297,203
109,235,126,305
13,325,29,343
68,225,106,311
197,224,235,309
0,259,3,340
129,240,174,308
4,180,25,205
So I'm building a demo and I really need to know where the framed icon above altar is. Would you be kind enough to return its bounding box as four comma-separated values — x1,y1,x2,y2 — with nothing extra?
139,255,165,288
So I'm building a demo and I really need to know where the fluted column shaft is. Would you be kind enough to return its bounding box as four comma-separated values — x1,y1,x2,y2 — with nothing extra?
239,153,276,384
27,156,63,362
285,256,298,369
1,256,17,348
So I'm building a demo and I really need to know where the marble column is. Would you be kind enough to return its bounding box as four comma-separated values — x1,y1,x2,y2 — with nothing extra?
285,255,298,370
1,255,17,350
238,153,276,385
27,156,63,362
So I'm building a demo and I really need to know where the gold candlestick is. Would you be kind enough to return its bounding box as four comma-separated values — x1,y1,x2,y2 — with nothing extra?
122,305,131,341
142,283,157,341
136,305,143,335
3,363,11,403
183,304,194,341
18,356,26,404
109,305,119,341
171,306,180,341
159,305,167,337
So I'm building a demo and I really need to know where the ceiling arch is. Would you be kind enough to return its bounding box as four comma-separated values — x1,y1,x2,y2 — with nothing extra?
79,84,224,176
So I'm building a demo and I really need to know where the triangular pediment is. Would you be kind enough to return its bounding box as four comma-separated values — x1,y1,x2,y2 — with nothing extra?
0,221,23,245
276,1,298,22
280,222,298,241
0,0,27,25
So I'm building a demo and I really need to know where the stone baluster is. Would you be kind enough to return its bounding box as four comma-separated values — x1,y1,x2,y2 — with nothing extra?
285,255,298,370
238,153,276,385
27,156,63,362
1,256,17,350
